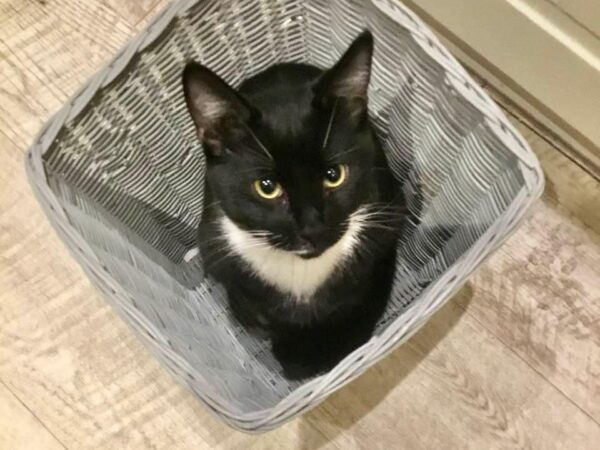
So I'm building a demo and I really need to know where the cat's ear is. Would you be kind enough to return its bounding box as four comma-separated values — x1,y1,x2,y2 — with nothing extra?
183,62,254,157
313,31,373,119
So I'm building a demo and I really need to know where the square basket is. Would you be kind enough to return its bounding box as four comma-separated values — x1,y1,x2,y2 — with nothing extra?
26,0,544,432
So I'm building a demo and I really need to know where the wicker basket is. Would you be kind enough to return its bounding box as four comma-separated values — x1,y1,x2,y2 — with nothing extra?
26,0,544,432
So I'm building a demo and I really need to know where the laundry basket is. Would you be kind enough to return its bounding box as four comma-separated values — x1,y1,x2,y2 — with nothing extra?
26,0,544,432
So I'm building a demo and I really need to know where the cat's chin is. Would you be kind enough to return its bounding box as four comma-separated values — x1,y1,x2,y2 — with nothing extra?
281,236,344,259
292,248,324,259
219,215,363,298
272,236,338,259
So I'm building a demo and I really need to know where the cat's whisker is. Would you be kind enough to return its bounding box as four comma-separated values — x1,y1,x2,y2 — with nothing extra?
248,230,273,236
201,200,222,211
207,240,273,268
198,237,230,248
325,146,360,162
358,213,405,223
321,98,338,151
357,204,408,220
202,233,271,256
244,125,275,161
234,166,274,175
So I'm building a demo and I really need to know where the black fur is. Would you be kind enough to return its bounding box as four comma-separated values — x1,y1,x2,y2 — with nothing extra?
183,31,407,379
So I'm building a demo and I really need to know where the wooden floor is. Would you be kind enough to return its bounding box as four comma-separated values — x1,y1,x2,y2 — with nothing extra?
1,1,599,449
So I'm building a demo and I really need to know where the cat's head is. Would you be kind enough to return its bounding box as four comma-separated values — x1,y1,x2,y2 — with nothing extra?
184,31,396,258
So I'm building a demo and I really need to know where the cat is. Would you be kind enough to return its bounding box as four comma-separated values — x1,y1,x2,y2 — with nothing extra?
183,31,407,379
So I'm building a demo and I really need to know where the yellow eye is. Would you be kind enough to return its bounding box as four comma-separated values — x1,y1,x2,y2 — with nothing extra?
323,164,348,189
254,178,283,200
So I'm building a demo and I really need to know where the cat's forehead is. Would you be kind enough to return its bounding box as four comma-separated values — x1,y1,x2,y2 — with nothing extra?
261,103,321,143
240,98,363,166
254,112,326,157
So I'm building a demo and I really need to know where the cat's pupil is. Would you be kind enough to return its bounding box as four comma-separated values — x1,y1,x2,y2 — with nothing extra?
260,178,277,194
325,166,341,183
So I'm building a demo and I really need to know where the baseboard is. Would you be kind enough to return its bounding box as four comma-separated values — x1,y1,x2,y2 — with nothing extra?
402,0,600,180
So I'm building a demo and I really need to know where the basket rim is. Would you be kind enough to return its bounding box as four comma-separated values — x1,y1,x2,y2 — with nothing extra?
25,0,545,432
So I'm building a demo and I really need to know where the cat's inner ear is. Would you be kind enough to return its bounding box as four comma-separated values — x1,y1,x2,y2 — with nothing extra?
313,31,374,116
183,62,253,156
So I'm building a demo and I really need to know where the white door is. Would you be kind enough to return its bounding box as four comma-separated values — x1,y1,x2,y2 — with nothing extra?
403,0,600,172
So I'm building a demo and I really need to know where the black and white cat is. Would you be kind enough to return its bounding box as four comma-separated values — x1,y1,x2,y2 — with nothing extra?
183,31,406,378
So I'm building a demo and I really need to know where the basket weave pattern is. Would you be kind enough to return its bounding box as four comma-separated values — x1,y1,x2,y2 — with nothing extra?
26,0,544,432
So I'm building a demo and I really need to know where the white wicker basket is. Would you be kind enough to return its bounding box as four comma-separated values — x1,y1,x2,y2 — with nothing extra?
26,0,544,432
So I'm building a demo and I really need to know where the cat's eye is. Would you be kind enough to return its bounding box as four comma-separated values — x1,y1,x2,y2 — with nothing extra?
323,164,348,189
254,178,283,200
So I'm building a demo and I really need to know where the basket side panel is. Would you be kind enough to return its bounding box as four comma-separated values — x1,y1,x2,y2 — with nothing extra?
27,0,545,431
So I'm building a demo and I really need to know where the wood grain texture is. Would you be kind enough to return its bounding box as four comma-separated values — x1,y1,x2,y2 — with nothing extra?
504,106,600,233
0,0,599,448
307,299,600,450
0,381,64,450
102,0,164,28
453,115,600,422
0,0,133,148
455,198,600,422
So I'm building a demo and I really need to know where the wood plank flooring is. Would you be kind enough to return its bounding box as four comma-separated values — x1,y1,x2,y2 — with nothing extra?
0,1,598,448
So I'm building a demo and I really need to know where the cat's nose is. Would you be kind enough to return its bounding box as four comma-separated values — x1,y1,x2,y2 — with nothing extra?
298,225,326,250
295,207,327,254
297,237,316,254
298,233,317,249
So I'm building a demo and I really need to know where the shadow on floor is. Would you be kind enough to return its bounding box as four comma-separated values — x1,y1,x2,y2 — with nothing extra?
297,282,474,448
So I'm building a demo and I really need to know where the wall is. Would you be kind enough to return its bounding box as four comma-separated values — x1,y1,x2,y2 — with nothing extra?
403,0,600,175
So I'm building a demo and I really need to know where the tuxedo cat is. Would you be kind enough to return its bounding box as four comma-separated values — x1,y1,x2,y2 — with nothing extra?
183,31,406,378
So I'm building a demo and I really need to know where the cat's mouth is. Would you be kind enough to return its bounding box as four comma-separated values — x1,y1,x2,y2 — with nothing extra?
262,232,330,259
274,231,346,259
292,246,322,259
276,241,325,259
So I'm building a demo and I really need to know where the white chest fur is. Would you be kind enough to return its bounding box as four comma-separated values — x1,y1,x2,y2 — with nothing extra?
219,212,365,301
